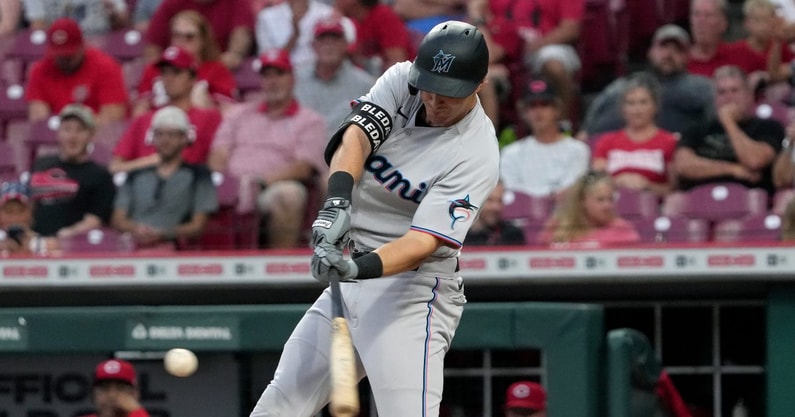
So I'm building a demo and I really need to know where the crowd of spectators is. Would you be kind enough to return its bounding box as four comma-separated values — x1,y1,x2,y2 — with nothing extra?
0,0,794,253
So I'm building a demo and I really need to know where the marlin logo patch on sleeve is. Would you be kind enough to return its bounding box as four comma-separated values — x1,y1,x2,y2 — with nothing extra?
448,194,477,229
431,50,456,73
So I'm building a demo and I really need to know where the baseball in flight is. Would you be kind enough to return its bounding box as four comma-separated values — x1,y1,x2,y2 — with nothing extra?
163,348,198,377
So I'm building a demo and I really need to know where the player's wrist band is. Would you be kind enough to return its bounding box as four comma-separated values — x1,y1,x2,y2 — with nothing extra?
353,252,383,279
327,171,354,201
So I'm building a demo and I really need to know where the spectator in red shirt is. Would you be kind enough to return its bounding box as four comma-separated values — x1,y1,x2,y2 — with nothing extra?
733,0,795,83
208,49,327,248
468,0,583,124
110,46,222,174
591,74,678,197
144,0,255,70
688,0,767,78
135,10,237,116
336,0,415,74
79,359,150,417
25,18,128,126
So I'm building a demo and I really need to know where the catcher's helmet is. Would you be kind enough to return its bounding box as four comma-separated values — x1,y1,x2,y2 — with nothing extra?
408,21,489,98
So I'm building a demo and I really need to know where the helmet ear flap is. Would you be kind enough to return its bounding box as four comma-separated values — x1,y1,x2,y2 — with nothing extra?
408,84,418,95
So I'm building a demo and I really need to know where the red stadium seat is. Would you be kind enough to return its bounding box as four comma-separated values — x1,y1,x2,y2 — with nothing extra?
98,29,146,62
713,214,782,242
662,183,768,222
184,172,260,250
234,57,262,99
26,118,59,168
615,187,659,221
59,228,135,253
502,190,556,224
0,83,28,136
632,216,709,243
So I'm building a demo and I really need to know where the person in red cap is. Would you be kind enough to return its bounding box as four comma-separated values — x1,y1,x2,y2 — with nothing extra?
135,10,237,117
110,45,222,174
80,359,150,417
294,17,374,134
208,48,327,248
25,17,129,126
504,381,547,417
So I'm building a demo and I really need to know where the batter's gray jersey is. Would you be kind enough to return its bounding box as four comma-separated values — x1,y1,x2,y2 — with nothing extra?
348,62,500,258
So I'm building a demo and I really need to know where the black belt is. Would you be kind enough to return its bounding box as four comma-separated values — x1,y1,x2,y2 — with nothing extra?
352,251,460,272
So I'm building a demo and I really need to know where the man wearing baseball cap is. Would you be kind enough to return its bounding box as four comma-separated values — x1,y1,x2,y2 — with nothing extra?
30,104,116,239
582,24,715,137
111,46,222,174
80,359,150,417
294,18,375,134
25,18,128,126
209,48,327,248
112,106,218,250
504,381,547,417
500,77,590,198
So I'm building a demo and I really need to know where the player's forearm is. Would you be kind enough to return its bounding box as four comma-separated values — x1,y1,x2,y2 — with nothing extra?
373,231,442,276
329,127,370,184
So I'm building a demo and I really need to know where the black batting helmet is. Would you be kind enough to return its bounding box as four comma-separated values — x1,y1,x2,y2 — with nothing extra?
408,21,489,98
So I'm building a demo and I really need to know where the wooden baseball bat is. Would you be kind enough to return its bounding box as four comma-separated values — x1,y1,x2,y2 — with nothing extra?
329,275,360,417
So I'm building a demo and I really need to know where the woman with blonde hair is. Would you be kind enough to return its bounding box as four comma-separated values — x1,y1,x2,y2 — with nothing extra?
134,10,237,116
539,171,641,245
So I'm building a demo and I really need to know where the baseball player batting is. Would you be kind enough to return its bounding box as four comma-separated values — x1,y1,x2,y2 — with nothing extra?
249,20,500,417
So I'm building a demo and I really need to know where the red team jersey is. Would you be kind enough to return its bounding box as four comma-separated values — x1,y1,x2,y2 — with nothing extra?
25,48,129,114
113,107,222,165
593,129,678,184
488,0,584,37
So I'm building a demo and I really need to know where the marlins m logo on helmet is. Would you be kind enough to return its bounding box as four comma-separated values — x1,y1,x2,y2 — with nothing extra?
430,50,456,73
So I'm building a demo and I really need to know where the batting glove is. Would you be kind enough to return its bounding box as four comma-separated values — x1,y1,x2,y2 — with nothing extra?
311,197,351,249
311,242,358,283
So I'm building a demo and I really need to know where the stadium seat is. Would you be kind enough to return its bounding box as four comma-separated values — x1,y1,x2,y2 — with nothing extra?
234,57,263,98
58,228,135,253
633,216,709,243
662,183,768,222
99,29,146,62
4,29,48,81
713,214,782,242
754,100,791,127
185,172,260,250
0,83,28,136
615,187,659,220
0,141,19,181
26,118,59,167
502,190,556,224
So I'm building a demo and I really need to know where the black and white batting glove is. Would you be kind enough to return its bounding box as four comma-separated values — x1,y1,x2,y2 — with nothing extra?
311,242,358,283
311,197,351,249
